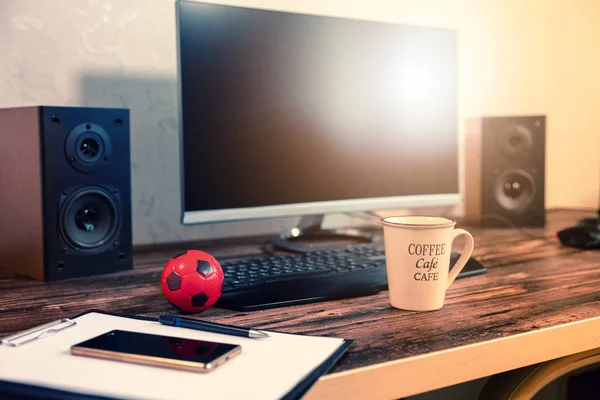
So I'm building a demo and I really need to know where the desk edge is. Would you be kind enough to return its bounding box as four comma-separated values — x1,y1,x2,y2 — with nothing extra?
305,315,600,399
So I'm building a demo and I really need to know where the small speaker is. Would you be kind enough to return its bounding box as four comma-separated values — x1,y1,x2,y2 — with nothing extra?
465,115,546,227
0,106,132,281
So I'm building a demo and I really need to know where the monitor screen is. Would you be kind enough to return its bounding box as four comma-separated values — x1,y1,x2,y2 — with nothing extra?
177,1,459,224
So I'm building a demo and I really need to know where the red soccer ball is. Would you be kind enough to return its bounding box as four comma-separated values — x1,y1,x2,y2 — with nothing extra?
161,250,224,313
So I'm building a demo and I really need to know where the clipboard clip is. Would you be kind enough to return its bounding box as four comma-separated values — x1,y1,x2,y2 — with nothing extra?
1,318,77,347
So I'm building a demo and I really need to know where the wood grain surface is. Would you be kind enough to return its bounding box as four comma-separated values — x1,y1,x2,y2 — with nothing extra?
1,210,599,382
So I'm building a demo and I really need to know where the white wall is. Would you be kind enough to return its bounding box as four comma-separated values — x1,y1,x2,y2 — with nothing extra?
1,0,598,245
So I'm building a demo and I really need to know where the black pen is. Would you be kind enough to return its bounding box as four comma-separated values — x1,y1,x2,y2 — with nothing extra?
158,315,270,339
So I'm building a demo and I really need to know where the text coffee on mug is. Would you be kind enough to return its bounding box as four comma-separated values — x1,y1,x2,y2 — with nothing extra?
381,216,474,311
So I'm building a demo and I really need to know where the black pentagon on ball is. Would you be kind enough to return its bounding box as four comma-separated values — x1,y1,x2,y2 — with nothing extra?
166,272,181,291
195,260,213,276
191,292,209,307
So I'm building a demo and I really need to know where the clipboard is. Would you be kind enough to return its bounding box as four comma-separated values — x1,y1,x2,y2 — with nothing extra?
0,310,352,400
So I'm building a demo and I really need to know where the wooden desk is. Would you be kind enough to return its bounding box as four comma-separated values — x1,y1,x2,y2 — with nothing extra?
1,210,599,399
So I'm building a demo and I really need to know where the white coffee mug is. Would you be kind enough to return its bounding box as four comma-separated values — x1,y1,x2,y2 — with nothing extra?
381,216,474,311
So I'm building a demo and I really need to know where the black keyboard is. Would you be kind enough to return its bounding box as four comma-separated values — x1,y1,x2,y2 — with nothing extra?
217,243,486,311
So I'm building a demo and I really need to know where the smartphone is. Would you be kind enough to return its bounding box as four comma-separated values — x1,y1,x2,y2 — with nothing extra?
71,330,241,373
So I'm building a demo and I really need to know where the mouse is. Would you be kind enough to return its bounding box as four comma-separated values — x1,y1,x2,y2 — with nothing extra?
557,218,600,249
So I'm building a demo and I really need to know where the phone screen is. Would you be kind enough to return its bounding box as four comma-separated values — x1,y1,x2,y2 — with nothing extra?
73,330,239,364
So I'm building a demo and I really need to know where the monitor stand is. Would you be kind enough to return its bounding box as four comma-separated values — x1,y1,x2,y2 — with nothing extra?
270,215,376,253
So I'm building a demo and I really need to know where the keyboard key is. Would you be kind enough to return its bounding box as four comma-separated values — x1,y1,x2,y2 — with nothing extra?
263,268,334,283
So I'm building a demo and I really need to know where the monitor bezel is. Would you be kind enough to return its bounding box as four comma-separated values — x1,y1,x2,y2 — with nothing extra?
182,194,461,225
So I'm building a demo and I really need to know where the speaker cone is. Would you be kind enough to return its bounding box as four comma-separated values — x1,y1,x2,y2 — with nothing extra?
494,169,536,213
497,124,533,159
60,187,120,251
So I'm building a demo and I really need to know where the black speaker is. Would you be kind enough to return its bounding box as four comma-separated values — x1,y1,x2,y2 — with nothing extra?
0,106,132,281
465,115,546,227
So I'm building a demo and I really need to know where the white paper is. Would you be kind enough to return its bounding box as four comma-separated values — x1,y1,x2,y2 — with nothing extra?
0,312,345,400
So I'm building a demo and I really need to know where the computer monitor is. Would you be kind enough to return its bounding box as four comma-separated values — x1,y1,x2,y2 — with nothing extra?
177,1,459,229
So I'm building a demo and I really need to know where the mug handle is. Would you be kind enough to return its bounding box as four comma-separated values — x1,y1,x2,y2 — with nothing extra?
446,229,475,289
